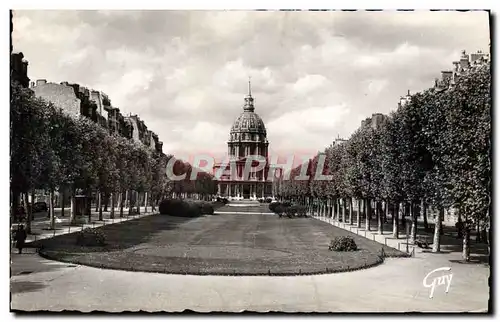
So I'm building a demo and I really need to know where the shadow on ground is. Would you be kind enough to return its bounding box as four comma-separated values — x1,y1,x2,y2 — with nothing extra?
10,281,46,295
29,215,196,253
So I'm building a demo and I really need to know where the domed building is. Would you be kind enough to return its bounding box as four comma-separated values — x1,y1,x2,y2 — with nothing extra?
213,80,278,200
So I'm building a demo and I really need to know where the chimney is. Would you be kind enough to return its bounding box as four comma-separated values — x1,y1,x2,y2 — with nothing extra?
459,50,470,69
36,79,47,86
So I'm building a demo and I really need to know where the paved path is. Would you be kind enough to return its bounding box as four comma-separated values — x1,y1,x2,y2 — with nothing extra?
12,207,154,244
10,248,489,312
10,215,490,312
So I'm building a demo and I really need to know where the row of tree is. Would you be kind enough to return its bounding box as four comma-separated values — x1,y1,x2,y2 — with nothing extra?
277,62,491,260
10,82,217,233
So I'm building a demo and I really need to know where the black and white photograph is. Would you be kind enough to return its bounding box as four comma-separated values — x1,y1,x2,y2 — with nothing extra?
8,5,492,314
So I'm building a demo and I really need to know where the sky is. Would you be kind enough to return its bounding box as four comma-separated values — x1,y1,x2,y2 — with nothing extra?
12,10,490,163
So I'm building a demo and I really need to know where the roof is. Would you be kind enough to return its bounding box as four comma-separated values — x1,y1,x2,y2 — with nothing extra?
230,111,267,135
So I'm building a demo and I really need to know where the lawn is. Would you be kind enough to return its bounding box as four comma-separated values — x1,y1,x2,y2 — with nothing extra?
35,213,409,276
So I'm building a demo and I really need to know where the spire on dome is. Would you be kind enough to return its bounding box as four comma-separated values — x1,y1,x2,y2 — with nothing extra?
243,78,255,112
248,76,252,97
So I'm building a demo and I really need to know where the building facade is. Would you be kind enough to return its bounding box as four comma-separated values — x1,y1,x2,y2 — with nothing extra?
361,113,388,129
32,80,99,120
213,81,276,200
11,52,30,88
32,79,162,153
435,50,490,91
125,114,163,153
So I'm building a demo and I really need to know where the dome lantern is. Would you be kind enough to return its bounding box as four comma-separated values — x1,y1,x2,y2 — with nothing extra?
243,77,255,112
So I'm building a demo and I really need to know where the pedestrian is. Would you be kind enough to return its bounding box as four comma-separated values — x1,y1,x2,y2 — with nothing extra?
14,224,27,254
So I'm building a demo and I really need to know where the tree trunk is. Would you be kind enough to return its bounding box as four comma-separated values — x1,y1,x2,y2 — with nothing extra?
377,201,382,234
349,198,354,225
385,200,389,226
98,191,103,221
356,199,361,228
487,225,491,257
69,186,76,225
337,199,341,221
401,202,407,231
381,201,386,223
49,190,55,230
144,192,148,213
151,193,156,212
365,198,371,231
116,192,121,215
432,207,443,253
137,192,141,215
95,192,99,212
11,188,19,223
119,191,125,218
410,202,418,244
457,208,463,239
422,200,428,231
440,209,444,235
60,188,65,217
103,193,109,212
24,192,32,234
463,221,471,261
341,198,345,223
110,192,115,219
128,190,134,216
475,220,481,243
367,200,371,221
480,227,487,245
393,202,399,239
125,190,129,209
30,190,35,220
70,191,76,225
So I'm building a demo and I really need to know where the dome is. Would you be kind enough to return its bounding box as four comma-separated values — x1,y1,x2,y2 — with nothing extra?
230,111,267,135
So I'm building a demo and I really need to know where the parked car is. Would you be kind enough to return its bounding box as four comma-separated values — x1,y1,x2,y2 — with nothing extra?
31,201,48,213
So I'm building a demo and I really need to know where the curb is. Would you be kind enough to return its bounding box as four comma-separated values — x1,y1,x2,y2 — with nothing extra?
312,215,416,256
38,249,385,277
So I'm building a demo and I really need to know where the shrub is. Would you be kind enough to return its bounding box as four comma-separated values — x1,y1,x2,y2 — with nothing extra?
286,205,298,218
269,201,281,213
197,201,214,215
329,236,357,252
159,199,204,217
296,205,308,217
159,199,184,216
217,197,229,204
265,197,273,203
76,228,106,246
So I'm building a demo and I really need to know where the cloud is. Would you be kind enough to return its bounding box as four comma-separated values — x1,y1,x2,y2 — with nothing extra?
267,104,350,154
12,10,490,159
